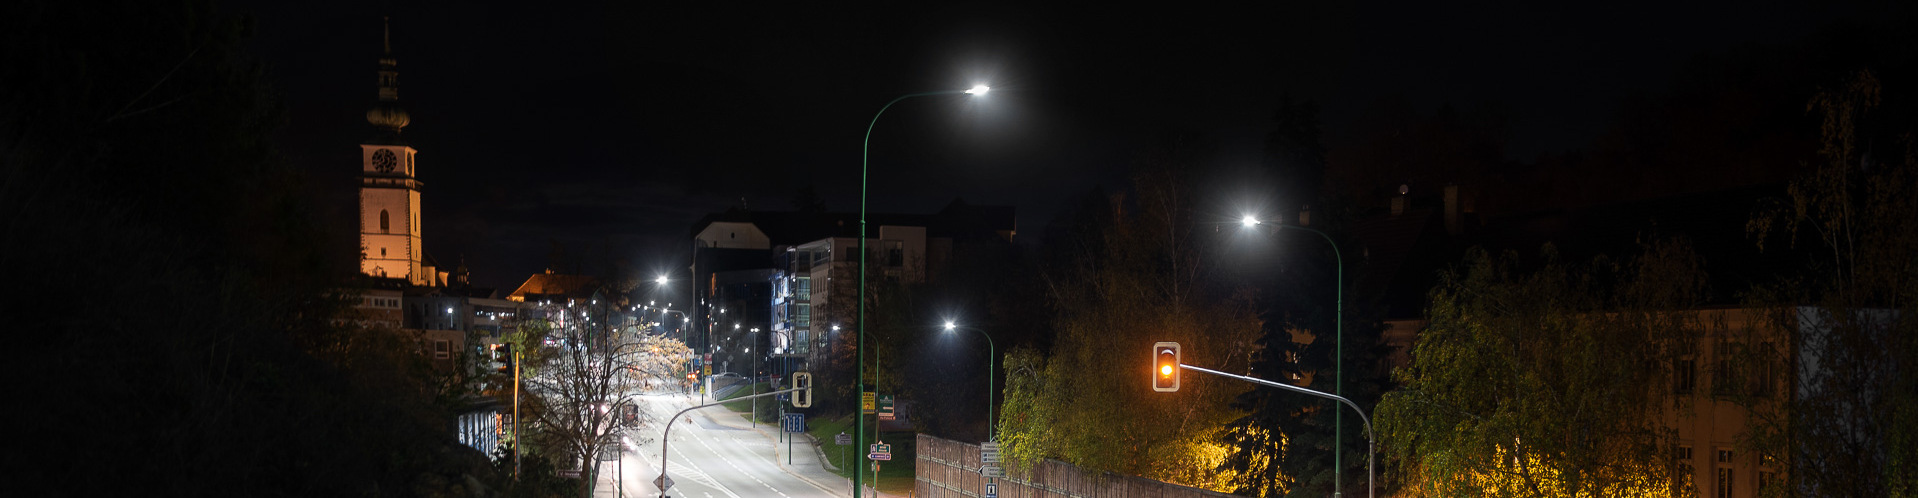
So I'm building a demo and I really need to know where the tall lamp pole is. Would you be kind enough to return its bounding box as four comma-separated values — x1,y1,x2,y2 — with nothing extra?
944,321,997,440
855,85,987,497
1244,215,1345,494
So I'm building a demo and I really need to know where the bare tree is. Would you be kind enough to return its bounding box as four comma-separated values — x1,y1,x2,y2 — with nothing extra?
516,298,691,498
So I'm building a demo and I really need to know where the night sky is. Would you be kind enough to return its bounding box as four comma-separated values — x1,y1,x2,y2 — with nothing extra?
234,0,1868,295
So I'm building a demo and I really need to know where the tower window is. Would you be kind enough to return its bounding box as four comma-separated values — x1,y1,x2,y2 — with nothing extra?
380,210,390,233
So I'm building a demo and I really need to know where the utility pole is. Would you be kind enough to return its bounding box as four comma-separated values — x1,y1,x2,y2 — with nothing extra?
514,348,522,480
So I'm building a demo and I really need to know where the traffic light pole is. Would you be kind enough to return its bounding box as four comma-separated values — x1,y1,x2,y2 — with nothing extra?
1178,363,1373,498
656,387,802,498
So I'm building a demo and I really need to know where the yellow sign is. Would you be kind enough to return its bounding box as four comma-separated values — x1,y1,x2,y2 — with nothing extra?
703,365,711,376
862,392,877,413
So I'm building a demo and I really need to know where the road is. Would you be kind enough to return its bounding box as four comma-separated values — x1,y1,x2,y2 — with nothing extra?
599,392,850,498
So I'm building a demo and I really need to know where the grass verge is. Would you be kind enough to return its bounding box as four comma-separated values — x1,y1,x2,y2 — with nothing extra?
804,413,914,494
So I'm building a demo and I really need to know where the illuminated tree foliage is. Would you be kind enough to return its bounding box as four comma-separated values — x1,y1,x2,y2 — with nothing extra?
1377,242,1708,497
516,300,689,498
1745,68,1918,497
996,145,1262,490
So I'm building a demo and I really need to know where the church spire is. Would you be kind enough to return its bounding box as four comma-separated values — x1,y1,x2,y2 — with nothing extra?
366,15,410,135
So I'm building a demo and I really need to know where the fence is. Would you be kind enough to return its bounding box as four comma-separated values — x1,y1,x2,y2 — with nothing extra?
915,434,1244,498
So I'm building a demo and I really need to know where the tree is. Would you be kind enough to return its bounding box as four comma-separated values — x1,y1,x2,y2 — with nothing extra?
997,140,1263,490
1218,95,1397,498
1745,67,1918,497
7,0,497,494
516,298,689,498
1375,242,1706,497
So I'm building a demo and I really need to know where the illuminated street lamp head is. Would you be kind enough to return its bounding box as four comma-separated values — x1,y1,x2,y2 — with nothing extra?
966,85,990,95
1241,215,1260,227
944,321,956,331
656,276,668,285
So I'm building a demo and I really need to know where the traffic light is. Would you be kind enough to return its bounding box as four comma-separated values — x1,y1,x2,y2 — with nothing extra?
1153,342,1180,392
492,343,514,374
791,371,812,408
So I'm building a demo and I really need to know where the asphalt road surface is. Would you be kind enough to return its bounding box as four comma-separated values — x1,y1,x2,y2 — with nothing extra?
603,393,842,498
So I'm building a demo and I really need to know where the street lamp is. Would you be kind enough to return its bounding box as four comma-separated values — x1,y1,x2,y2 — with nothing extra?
1242,215,1347,492
749,327,761,428
856,85,987,497
942,320,997,442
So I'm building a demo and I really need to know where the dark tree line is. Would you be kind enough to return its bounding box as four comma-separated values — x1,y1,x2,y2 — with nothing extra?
4,0,508,495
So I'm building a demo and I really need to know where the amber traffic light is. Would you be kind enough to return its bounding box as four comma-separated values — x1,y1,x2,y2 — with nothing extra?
791,371,813,408
1153,342,1180,392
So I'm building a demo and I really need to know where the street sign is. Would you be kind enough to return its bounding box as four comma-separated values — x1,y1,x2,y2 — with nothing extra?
835,432,851,445
985,480,999,498
982,465,1006,478
878,395,895,420
871,442,892,460
653,475,674,491
862,392,877,413
783,413,806,433
870,452,892,461
981,441,1000,463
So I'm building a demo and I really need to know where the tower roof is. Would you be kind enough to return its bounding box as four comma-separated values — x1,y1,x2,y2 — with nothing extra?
365,16,409,142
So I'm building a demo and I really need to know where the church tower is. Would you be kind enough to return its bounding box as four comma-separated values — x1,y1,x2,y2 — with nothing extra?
359,17,428,285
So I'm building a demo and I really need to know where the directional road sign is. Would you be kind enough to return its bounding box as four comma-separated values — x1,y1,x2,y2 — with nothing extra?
870,442,893,461
982,465,1006,478
981,441,1000,463
878,395,895,420
783,413,806,433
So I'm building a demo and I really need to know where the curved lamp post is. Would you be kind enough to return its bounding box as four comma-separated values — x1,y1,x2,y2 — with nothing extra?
1243,215,1346,493
943,321,997,441
855,85,986,498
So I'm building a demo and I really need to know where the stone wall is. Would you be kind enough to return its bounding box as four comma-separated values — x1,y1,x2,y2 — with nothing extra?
915,434,1243,498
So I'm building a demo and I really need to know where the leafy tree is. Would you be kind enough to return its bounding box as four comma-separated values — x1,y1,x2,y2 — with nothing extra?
1375,242,1707,497
1745,67,1918,497
997,142,1263,490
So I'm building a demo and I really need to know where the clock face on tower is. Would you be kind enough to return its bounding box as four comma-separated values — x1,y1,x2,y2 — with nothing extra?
372,149,397,173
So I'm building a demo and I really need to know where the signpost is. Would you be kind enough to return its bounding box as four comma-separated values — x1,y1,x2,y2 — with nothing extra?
862,392,877,414
878,394,895,420
981,441,1000,463
982,465,1005,478
782,413,805,465
869,442,892,461
835,432,852,445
